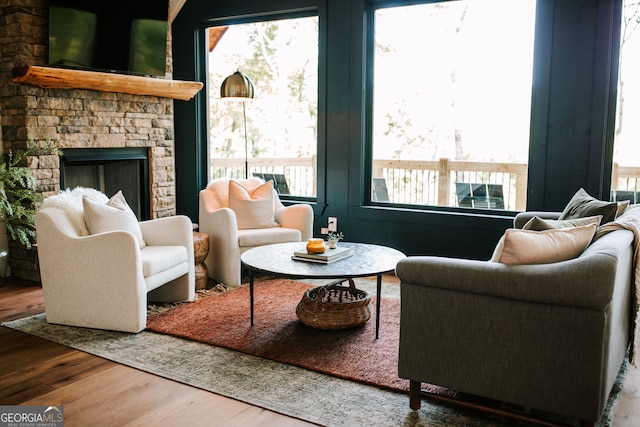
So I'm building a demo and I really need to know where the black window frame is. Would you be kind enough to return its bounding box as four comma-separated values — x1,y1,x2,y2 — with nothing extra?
362,0,537,214
202,8,326,207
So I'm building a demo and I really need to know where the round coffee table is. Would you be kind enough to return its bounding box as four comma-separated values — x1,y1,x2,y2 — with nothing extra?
241,242,406,338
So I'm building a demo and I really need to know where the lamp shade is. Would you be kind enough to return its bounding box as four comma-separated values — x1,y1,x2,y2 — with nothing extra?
220,70,255,99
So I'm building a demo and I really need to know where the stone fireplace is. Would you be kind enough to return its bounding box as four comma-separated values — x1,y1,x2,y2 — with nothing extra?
0,1,186,281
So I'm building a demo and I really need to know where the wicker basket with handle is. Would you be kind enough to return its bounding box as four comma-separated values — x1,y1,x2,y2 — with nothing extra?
296,279,371,329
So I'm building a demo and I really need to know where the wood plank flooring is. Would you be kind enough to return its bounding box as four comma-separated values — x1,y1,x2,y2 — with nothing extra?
1,278,638,426
0,279,316,427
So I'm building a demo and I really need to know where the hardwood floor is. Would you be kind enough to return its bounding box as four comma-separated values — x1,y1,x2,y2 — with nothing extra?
1,278,638,426
0,279,316,427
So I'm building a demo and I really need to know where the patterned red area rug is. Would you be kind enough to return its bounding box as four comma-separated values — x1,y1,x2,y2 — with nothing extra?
146,278,413,392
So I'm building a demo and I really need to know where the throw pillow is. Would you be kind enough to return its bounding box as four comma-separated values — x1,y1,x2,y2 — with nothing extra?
490,223,597,265
522,215,602,231
616,200,630,218
83,190,147,248
228,180,277,229
558,188,619,224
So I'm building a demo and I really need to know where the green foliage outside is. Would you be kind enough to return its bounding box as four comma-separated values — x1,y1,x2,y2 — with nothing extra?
209,17,318,163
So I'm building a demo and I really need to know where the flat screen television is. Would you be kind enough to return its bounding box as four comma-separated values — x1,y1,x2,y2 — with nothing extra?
48,0,169,77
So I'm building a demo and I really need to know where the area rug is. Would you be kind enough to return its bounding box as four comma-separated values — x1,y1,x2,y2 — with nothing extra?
146,278,412,393
2,278,628,427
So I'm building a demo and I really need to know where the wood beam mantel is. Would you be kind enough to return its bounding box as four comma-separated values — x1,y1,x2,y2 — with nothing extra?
12,66,203,101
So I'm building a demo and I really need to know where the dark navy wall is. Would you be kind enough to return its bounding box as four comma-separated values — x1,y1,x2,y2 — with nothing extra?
172,0,622,259
528,0,621,210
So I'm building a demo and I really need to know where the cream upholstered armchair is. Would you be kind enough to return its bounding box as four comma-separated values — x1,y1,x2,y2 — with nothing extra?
199,177,313,287
35,187,195,333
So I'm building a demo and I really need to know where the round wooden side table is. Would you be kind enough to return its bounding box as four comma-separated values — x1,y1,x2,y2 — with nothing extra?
193,232,209,290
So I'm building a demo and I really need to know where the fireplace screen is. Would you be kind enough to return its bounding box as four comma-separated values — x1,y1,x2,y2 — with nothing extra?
61,148,150,220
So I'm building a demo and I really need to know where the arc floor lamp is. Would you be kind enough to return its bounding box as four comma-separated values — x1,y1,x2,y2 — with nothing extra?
220,70,255,179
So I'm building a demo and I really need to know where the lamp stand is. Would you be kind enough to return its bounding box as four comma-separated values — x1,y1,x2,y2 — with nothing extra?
242,101,248,179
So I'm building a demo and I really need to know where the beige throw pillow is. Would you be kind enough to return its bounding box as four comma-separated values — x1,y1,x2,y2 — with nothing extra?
616,200,630,218
522,215,602,231
229,180,277,229
559,188,618,224
83,190,147,249
490,223,597,265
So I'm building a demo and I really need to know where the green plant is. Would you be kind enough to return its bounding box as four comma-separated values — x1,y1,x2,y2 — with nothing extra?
327,231,344,241
0,140,58,250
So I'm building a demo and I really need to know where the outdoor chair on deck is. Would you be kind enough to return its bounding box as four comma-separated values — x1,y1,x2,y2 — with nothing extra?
611,190,639,204
372,177,390,202
253,172,291,195
456,183,504,209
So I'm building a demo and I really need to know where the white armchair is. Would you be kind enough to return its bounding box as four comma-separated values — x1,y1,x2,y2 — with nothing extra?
35,189,195,333
199,177,313,287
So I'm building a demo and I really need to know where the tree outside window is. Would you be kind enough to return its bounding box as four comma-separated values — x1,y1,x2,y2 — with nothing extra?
370,0,536,210
207,16,319,198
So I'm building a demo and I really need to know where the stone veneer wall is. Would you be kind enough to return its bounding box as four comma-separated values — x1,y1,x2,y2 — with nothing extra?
0,1,178,281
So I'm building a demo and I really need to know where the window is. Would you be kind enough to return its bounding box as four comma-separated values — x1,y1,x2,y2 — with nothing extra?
207,16,319,198
611,1,640,203
369,0,536,211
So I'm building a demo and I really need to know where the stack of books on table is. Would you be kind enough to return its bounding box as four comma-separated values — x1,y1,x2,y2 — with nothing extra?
291,246,354,264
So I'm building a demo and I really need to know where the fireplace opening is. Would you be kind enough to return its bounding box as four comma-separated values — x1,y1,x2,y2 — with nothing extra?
61,148,150,220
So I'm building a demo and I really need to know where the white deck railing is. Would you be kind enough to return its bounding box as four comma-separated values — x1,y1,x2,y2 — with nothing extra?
209,158,639,210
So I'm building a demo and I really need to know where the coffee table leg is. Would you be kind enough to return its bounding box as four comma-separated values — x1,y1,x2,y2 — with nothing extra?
249,268,254,326
376,274,382,339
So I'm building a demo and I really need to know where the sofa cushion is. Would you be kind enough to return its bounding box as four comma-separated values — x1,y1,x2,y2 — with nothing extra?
238,227,301,248
490,223,597,265
140,245,188,277
559,188,619,224
229,180,277,229
83,190,147,248
523,215,602,231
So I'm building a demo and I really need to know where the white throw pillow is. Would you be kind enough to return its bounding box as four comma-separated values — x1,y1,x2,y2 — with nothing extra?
490,223,597,265
228,180,277,230
83,190,147,248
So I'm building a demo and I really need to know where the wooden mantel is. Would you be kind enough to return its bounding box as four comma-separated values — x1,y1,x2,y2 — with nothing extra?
12,66,203,101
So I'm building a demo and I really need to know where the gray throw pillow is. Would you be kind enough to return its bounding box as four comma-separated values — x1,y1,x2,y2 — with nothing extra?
558,188,618,224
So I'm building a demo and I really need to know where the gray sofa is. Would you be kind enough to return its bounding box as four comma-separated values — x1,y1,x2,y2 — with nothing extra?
396,211,634,426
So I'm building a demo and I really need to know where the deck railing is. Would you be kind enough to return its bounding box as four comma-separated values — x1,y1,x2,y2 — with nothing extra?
210,156,317,197
371,158,528,210
612,163,640,192
209,158,640,210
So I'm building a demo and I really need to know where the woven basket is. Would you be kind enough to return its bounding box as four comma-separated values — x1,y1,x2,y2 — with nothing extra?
296,279,371,330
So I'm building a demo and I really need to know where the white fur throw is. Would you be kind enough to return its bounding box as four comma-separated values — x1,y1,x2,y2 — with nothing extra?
40,187,109,235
